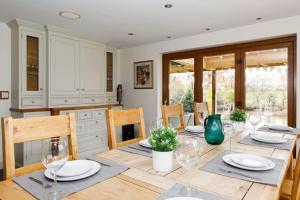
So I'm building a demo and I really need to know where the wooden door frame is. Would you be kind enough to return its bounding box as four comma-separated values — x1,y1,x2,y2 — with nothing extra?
162,35,296,127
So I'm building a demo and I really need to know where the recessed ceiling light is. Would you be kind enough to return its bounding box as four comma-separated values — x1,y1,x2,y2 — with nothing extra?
167,36,172,39
128,33,134,36
205,28,211,31
164,4,173,8
256,17,262,21
59,10,81,20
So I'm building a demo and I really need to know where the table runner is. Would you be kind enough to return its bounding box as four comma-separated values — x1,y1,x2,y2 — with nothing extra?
13,155,129,200
257,126,299,135
156,183,228,200
200,151,285,186
238,134,293,150
119,143,152,157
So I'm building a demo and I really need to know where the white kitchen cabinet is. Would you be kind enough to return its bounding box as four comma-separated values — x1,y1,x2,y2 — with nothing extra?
80,41,105,95
11,111,51,166
60,108,109,157
9,19,46,109
106,47,118,104
49,33,80,97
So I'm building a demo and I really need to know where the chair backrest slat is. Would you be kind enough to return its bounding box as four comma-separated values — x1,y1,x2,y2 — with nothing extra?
194,102,209,126
106,107,146,149
1,113,78,180
161,104,185,131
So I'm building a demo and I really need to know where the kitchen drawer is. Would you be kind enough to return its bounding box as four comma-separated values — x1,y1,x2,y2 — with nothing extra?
78,134,107,152
78,111,93,120
81,96,105,104
86,120,106,132
51,97,80,106
106,96,117,103
22,97,43,107
76,122,85,135
94,109,106,119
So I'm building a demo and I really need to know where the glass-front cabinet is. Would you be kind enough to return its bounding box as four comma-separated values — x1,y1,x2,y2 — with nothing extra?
21,29,45,96
106,48,118,104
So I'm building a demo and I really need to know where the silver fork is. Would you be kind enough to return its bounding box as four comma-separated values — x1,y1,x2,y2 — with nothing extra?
218,167,261,181
28,177,53,188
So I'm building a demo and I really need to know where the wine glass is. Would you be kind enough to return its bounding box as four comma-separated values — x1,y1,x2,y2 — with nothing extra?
248,111,261,136
199,111,208,126
42,138,68,200
223,122,234,154
175,137,200,196
263,106,272,125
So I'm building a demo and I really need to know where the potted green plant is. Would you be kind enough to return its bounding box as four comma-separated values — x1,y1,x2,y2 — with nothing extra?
149,126,178,172
229,109,247,132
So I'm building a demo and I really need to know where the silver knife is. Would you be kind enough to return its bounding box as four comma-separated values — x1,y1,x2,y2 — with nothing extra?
128,146,152,153
219,167,261,181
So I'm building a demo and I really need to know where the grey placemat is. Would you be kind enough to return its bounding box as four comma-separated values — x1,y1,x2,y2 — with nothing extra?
257,125,299,135
13,155,129,200
156,183,228,200
119,142,152,157
238,134,293,150
200,151,285,186
182,130,204,138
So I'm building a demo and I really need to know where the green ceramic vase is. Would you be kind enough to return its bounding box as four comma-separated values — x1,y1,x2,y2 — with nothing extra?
204,114,224,145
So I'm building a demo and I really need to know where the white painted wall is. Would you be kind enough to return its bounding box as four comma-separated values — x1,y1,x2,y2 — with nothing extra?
119,15,300,128
0,22,11,168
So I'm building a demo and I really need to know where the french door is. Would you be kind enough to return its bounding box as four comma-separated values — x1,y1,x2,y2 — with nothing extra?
163,36,296,126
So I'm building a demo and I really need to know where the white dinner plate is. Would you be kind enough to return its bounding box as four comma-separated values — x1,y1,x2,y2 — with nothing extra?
223,153,275,171
56,160,92,177
165,197,203,200
267,124,293,131
45,160,100,181
185,126,204,133
139,138,152,148
230,154,267,168
251,134,287,144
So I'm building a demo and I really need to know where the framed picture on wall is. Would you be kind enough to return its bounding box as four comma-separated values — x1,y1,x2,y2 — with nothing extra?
134,60,153,89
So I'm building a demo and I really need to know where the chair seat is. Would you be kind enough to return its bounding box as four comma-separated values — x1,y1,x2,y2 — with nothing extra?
281,179,293,198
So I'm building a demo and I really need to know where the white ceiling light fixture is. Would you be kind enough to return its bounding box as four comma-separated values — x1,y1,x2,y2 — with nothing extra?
59,10,81,20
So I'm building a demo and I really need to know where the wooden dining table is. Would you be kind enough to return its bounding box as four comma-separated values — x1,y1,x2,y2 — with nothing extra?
0,129,298,200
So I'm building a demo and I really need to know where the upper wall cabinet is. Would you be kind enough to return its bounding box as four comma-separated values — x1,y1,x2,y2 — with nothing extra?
48,28,106,107
9,20,46,109
80,42,105,96
49,33,80,97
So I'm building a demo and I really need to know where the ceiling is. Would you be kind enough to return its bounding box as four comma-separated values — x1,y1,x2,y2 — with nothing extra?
0,0,300,48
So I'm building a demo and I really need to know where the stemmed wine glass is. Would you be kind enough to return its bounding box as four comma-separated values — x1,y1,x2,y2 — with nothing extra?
248,111,262,136
223,122,234,153
263,106,272,125
42,138,68,200
175,137,200,196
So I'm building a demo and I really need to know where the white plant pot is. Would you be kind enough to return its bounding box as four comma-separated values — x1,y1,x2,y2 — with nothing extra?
233,122,245,133
152,150,173,172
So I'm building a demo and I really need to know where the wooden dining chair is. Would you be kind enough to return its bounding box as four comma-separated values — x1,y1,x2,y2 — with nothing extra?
280,147,300,200
194,102,209,126
161,104,185,131
106,107,146,149
1,113,78,180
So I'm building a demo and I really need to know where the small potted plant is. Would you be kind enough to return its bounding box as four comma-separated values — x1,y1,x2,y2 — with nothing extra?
149,126,178,172
229,109,247,132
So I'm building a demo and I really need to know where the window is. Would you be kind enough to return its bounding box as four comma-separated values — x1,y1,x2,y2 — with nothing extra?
163,36,296,126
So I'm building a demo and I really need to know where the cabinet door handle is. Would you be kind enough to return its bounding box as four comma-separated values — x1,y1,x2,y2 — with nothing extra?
31,101,35,104
39,88,43,91
76,88,80,91
92,99,95,102
81,88,85,91
64,100,68,103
